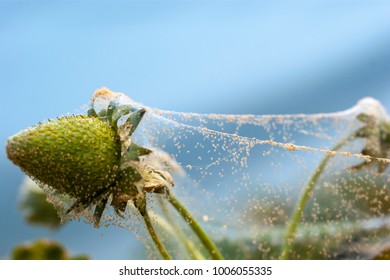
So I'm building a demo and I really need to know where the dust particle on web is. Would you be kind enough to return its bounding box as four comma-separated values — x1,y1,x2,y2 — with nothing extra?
354,154,372,162
283,143,296,151
326,151,337,157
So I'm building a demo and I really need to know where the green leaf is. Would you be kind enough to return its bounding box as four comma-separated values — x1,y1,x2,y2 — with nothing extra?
11,239,89,260
19,177,63,230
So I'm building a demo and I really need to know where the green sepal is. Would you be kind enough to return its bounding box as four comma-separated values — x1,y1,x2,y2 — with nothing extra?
93,197,109,228
87,108,98,118
114,207,126,218
126,142,152,161
66,186,111,216
111,167,141,215
89,100,108,119
111,105,132,127
125,108,146,136
118,166,142,187
106,100,118,124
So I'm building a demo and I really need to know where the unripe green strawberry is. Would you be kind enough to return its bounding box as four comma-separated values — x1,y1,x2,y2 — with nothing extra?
6,115,121,199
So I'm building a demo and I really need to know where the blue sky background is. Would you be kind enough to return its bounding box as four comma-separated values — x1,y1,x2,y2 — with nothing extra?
1,0,390,259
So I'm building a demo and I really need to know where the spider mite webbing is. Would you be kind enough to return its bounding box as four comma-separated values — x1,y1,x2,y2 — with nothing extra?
7,89,390,259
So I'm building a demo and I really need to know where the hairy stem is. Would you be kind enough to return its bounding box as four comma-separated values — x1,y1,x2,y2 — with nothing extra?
143,210,172,260
168,193,224,260
279,137,351,260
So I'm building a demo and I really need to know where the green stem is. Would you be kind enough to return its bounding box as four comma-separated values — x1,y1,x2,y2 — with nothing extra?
143,210,173,260
279,137,351,260
168,192,224,260
157,197,206,259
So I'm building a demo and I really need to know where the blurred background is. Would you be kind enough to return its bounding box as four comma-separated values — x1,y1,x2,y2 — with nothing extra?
1,0,390,259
